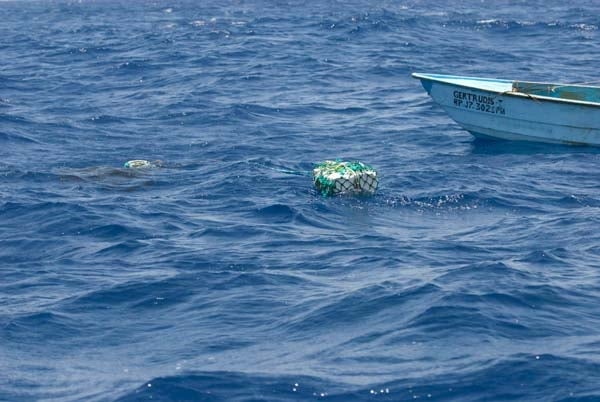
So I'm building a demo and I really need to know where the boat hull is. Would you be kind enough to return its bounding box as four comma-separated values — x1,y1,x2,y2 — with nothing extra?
413,73,600,146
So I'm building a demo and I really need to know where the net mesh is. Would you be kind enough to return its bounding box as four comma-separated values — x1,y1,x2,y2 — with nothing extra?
313,160,378,196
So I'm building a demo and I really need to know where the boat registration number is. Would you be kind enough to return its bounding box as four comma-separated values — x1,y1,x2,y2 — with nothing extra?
453,90,506,115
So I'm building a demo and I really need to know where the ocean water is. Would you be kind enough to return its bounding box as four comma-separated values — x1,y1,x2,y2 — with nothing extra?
3,0,600,400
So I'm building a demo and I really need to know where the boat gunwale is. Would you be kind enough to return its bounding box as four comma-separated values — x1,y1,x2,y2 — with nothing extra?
412,72,600,109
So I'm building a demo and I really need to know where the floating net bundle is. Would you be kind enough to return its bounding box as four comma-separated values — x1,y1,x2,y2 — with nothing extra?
313,160,378,196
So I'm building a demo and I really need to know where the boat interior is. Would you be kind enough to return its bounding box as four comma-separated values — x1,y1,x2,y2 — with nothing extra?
512,81,600,103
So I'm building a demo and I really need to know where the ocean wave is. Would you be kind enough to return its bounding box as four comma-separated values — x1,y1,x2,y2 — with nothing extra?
115,358,600,402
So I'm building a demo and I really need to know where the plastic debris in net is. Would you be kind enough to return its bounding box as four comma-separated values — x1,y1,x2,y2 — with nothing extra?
313,160,378,196
124,160,156,169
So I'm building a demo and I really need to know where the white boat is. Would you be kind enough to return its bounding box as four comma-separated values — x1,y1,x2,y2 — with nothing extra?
412,73,600,146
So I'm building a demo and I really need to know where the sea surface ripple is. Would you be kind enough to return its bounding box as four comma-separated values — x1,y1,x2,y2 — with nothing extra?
3,0,600,401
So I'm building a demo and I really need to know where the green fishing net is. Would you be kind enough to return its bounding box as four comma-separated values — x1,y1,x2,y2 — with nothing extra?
313,160,378,196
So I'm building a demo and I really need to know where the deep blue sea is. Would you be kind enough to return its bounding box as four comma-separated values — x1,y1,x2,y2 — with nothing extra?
3,0,600,401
